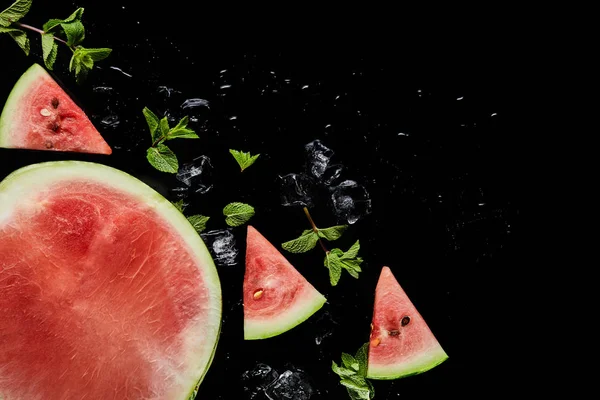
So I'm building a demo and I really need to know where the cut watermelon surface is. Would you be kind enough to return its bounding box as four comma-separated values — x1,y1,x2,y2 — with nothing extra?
0,64,112,154
244,225,326,340
367,266,448,380
0,161,221,400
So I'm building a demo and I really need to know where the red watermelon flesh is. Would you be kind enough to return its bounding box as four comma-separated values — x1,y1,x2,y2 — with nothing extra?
0,64,112,154
0,161,221,399
243,225,326,340
367,266,448,380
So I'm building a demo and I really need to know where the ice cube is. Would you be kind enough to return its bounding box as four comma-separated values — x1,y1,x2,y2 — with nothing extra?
181,98,210,110
200,229,239,267
176,156,213,194
278,173,316,208
100,114,120,128
242,364,280,399
264,370,315,400
304,139,334,179
329,180,372,224
321,164,344,186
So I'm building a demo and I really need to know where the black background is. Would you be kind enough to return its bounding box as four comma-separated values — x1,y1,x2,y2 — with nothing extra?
0,2,525,399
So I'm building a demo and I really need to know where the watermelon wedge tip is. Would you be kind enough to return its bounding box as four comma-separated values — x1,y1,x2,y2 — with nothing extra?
367,266,448,380
243,225,327,340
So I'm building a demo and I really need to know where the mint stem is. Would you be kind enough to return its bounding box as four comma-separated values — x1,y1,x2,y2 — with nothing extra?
15,22,73,49
303,207,329,253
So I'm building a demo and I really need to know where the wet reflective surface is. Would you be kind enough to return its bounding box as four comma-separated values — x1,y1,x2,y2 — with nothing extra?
0,3,524,399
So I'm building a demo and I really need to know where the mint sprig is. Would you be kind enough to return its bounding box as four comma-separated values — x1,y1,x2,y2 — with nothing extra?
1,2,111,82
223,202,255,227
325,240,363,285
229,149,260,172
282,221,347,254
143,107,199,173
332,343,374,400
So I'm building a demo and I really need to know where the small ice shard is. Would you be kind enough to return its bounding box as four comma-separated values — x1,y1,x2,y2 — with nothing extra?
100,114,120,128
329,180,372,224
278,173,316,208
92,86,113,94
181,98,210,110
242,364,279,399
264,370,314,400
176,156,213,194
304,139,334,179
157,86,180,97
200,229,239,267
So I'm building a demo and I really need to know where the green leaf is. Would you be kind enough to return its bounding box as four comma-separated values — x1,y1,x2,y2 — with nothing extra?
0,27,29,55
159,117,170,138
172,115,189,130
223,202,255,227
81,47,111,62
355,343,369,376
325,251,343,286
146,144,178,173
340,378,368,392
69,49,92,84
281,229,319,253
61,20,85,46
0,0,32,27
168,128,199,140
171,199,186,213
41,33,58,70
317,225,348,241
331,361,357,378
187,215,210,233
229,149,260,172
43,7,84,32
142,107,160,142
341,353,358,371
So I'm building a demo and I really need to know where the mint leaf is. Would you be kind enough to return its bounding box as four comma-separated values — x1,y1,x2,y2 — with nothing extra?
223,202,255,227
325,240,363,283
355,343,369,376
187,215,210,233
171,199,186,213
0,0,32,27
41,33,58,70
81,47,111,62
229,149,260,172
43,8,84,31
317,225,348,241
341,353,359,371
61,20,84,46
282,229,319,253
168,128,199,140
159,117,170,138
143,107,160,142
331,361,357,378
0,27,29,55
146,144,178,173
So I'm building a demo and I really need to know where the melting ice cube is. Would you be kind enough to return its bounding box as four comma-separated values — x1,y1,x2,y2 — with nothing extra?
242,364,280,399
329,180,372,224
176,155,213,194
304,139,334,179
278,173,317,208
264,370,315,400
200,229,239,267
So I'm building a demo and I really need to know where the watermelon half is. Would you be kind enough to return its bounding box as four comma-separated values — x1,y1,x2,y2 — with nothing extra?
367,266,448,380
243,225,327,340
0,161,221,399
0,64,112,154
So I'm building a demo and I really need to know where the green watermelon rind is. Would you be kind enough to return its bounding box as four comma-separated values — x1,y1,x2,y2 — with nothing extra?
0,161,222,400
244,290,327,340
366,344,448,380
0,63,46,148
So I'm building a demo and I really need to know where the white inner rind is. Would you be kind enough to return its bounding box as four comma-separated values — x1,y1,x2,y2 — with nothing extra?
244,288,326,340
367,343,448,380
0,63,45,147
0,161,222,399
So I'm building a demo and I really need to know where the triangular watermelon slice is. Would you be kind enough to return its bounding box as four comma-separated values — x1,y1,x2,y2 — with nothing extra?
244,225,327,340
0,64,112,154
367,266,448,379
